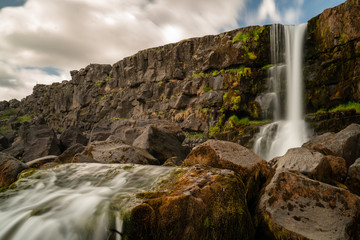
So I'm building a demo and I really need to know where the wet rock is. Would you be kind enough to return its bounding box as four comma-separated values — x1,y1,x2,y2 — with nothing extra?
197,91,223,107
71,154,100,164
256,170,360,239
59,126,88,150
303,123,360,167
345,158,360,195
2,138,24,159
0,153,28,188
271,147,332,182
20,123,61,162
82,140,159,165
133,125,187,164
0,134,9,150
26,155,58,169
109,119,144,145
184,139,266,178
123,165,255,240
89,119,113,142
162,156,183,167
55,143,85,164
325,155,347,183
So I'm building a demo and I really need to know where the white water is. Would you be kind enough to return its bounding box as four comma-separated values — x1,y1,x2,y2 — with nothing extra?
0,163,174,240
254,24,311,161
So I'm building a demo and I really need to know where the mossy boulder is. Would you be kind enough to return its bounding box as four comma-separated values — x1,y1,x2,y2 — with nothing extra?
0,153,28,188
183,140,272,209
122,165,255,240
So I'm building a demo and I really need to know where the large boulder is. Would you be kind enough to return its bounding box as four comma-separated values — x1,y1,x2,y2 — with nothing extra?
270,147,347,183
133,124,187,164
303,123,360,167
0,153,28,188
59,126,88,150
2,138,24,159
184,139,271,207
256,170,360,239
345,158,360,195
20,123,61,162
123,165,255,240
184,139,266,178
55,143,86,164
82,140,159,165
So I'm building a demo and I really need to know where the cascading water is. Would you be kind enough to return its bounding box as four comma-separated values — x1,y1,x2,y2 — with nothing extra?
253,23,311,161
0,163,174,240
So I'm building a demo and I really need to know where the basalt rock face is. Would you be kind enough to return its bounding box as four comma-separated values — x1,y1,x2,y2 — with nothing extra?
305,0,360,112
15,25,270,134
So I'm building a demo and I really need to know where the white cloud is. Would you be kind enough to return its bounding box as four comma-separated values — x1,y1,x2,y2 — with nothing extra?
0,0,245,100
246,0,304,26
258,0,281,23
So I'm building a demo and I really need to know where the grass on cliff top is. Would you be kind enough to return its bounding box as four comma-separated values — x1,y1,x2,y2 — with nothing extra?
329,101,360,114
311,102,360,115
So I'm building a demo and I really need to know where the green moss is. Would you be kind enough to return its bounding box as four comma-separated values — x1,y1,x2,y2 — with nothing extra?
18,168,37,179
17,115,32,123
157,81,164,87
203,217,210,228
247,52,257,60
223,92,229,102
338,33,348,45
329,101,360,113
232,32,251,44
95,80,104,87
309,108,327,115
0,108,17,121
212,70,222,77
0,125,12,134
262,64,272,70
230,96,241,111
321,25,329,37
185,132,205,139
202,85,211,93
106,70,113,82
193,72,209,79
98,96,105,103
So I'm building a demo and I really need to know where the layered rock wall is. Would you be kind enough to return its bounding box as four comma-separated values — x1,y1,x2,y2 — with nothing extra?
18,26,270,132
305,0,360,111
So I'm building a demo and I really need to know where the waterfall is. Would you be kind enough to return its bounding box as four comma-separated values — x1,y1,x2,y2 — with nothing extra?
253,24,311,161
0,163,174,240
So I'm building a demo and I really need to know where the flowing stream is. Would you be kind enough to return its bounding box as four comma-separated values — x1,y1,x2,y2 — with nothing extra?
253,24,311,161
0,163,175,240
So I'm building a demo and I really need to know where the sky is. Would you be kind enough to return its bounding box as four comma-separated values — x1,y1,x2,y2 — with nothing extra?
0,0,345,101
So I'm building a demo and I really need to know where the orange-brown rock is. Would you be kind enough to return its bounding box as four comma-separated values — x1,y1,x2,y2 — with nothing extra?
123,165,255,240
256,170,360,239
0,153,28,188
183,139,271,210
184,139,266,177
